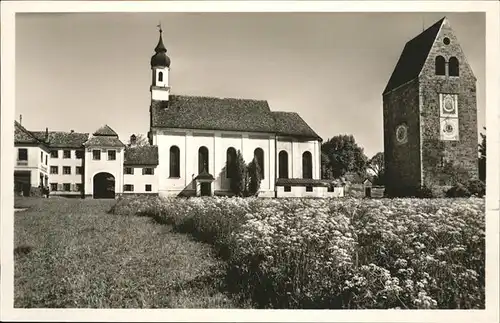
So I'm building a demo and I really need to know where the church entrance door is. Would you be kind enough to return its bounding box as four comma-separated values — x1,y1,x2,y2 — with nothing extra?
200,182,211,196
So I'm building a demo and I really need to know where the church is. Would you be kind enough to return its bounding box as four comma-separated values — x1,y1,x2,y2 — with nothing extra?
383,17,479,196
14,27,343,199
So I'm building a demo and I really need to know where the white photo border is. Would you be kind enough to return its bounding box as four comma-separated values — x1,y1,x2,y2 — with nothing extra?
1,1,499,322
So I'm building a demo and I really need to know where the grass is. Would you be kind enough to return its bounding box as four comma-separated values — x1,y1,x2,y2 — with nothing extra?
14,197,240,308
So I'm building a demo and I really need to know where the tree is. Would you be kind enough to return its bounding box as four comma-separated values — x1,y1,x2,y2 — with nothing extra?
127,133,149,147
321,152,334,179
229,150,247,197
478,127,486,182
367,152,385,185
247,157,262,196
321,134,368,179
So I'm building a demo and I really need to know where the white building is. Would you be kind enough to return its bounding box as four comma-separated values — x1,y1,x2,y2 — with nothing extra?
13,122,50,196
13,28,344,199
147,27,341,198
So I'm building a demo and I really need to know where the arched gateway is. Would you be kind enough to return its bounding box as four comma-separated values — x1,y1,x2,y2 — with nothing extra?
93,172,115,199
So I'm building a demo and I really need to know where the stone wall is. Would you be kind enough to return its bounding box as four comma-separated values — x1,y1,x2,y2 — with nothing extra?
419,20,478,187
383,79,422,195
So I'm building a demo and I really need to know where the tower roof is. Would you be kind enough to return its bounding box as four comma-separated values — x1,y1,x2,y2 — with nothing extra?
151,25,171,68
383,17,446,94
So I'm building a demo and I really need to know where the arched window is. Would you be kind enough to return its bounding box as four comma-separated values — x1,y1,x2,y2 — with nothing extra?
158,71,163,82
278,150,289,179
198,146,209,174
169,146,180,178
302,151,313,179
449,57,459,76
226,147,236,178
254,148,264,179
435,56,446,75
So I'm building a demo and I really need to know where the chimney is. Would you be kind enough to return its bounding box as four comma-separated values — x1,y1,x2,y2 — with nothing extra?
45,127,49,140
130,134,137,147
19,114,22,125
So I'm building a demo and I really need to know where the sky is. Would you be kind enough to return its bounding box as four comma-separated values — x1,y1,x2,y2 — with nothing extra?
16,12,485,158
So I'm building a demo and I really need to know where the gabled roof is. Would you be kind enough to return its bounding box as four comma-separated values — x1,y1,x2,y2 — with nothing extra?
194,169,215,181
151,94,322,140
151,95,277,134
124,145,159,166
272,111,322,140
14,121,46,146
84,136,125,148
93,124,119,137
85,124,124,148
31,131,89,149
383,17,445,94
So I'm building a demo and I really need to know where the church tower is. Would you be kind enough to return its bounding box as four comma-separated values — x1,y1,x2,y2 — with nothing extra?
149,24,171,144
383,17,478,196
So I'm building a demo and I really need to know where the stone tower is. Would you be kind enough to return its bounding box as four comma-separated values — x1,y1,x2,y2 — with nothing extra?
383,17,478,196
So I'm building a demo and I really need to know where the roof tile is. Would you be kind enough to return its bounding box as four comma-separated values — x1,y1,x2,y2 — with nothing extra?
272,111,321,140
31,131,89,148
383,17,445,94
93,125,119,137
151,95,321,140
124,145,159,165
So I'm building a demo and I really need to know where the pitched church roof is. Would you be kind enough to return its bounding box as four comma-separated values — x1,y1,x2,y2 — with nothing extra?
151,95,322,140
31,131,89,148
124,145,159,165
383,17,445,94
272,111,320,139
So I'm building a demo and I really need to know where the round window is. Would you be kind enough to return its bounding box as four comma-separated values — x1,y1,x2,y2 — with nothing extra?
443,37,451,45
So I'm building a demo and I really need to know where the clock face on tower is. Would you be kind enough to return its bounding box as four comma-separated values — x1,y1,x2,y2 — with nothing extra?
395,124,408,144
440,118,459,141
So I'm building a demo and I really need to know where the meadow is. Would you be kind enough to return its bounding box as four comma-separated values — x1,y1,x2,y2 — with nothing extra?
14,197,240,308
14,195,485,309
112,195,485,309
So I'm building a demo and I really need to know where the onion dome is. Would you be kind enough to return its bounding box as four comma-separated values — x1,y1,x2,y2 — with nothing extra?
150,26,171,68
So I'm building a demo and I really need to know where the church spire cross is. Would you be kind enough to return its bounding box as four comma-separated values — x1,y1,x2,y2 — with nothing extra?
154,22,167,54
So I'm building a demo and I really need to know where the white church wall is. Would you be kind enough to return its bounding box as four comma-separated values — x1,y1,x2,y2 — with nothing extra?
153,128,275,197
276,137,320,179
157,131,188,195
154,68,169,88
151,90,170,101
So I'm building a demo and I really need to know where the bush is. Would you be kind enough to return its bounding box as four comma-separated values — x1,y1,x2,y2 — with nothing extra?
415,185,434,198
467,179,485,197
446,183,471,198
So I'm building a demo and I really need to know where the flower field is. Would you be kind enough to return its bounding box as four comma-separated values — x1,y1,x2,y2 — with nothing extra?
112,196,485,309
